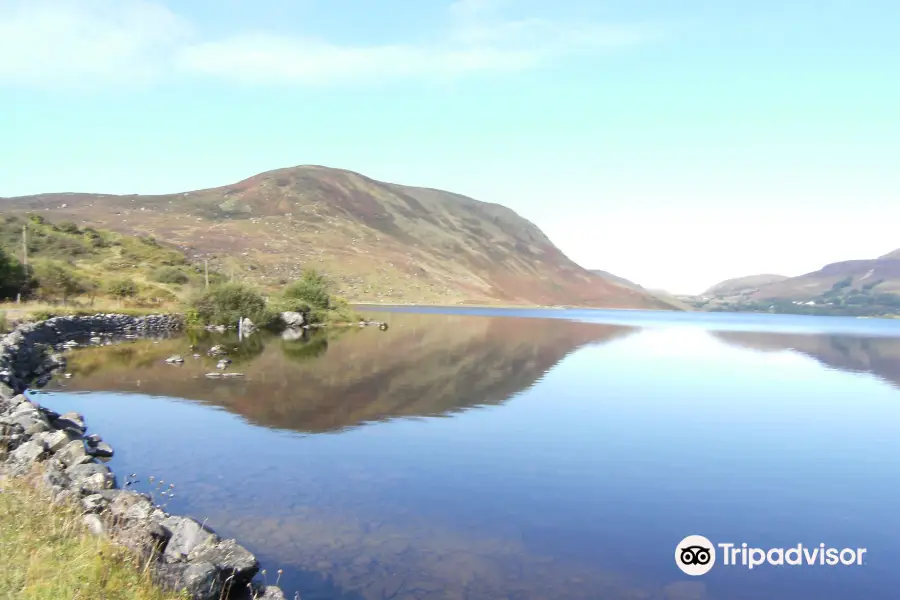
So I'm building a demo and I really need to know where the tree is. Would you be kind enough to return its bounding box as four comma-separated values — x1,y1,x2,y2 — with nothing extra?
33,261,85,304
0,247,28,300
188,283,275,327
105,279,138,307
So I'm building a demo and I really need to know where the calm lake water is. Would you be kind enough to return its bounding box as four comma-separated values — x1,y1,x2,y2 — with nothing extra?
34,308,900,600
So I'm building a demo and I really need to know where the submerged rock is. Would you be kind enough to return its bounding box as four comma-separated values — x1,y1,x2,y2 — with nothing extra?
165,355,185,364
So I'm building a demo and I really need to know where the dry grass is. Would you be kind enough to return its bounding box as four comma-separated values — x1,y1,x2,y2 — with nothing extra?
0,470,188,600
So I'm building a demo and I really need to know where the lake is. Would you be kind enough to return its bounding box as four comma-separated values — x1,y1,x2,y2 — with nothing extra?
34,307,900,600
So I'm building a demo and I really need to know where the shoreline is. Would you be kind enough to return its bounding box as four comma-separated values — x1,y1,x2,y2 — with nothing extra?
0,313,286,600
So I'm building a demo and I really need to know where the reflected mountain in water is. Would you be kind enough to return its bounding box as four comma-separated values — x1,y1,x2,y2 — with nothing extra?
712,330,900,388
51,313,636,433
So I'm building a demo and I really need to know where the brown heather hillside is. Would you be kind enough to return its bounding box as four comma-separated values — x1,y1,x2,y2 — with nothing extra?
702,274,790,297
0,166,666,309
749,259,900,300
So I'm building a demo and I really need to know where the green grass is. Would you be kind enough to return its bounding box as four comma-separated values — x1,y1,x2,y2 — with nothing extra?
0,215,205,307
0,469,188,600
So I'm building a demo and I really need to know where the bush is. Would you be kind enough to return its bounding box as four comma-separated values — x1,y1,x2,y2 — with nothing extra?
0,246,28,300
105,279,138,299
0,311,7,333
57,221,80,234
32,260,86,304
282,269,331,310
188,283,276,328
152,267,190,285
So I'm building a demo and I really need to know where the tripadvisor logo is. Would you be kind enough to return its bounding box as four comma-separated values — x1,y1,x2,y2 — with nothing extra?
675,535,867,576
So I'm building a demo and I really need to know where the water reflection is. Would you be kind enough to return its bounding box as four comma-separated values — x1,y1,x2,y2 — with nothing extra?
34,310,900,600
712,331,900,389
49,312,637,433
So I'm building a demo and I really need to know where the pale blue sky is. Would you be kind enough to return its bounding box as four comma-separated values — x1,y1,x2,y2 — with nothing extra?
1,0,898,293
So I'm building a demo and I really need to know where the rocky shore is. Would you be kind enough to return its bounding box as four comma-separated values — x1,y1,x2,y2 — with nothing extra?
0,313,286,600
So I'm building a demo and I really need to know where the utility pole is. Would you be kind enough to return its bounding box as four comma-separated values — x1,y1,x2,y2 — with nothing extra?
18,224,27,304
204,259,209,288
22,224,28,271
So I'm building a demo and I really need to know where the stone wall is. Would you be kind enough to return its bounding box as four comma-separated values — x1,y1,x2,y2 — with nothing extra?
0,314,286,600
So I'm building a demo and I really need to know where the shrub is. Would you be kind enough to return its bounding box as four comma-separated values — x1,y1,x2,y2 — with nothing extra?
282,269,331,310
0,311,7,333
152,266,190,285
105,278,138,299
0,246,28,300
32,260,86,304
188,283,276,327
57,221,80,234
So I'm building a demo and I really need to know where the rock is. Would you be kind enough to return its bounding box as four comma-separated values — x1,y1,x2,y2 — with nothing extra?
54,412,87,435
204,373,222,379
280,311,306,328
57,440,92,467
187,538,260,584
41,463,71,492
379,322,389,331
155,561,224,600
222,373,244,378
82,494,109,513
257,586,288,600
9,440,48,474
44,429,77,453
166,355,185,364
107,491,171,558
160,516,219,563
83,513,107,536
207,345,227,356
215,361,228,370
0,381,16,400
88,441,114,458
109,490,155,523
67,462,116,491
85,433,103,447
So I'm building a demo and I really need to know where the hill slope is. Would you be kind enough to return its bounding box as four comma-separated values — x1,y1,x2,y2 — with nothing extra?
589,269,691,311
0,166,663,309
691,251,900,317
703,274,789,296
750,258,900,300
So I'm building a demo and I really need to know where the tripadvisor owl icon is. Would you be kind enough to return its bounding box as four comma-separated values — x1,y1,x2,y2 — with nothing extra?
676,535,716,576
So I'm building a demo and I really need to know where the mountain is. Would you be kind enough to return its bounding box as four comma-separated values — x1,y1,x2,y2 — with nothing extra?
692,251,900,317
702,274,789,297
589,269,692,311
0,165,665,309
750,258,900,300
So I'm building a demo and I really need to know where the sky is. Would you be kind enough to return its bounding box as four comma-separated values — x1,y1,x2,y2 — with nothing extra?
1,0,899,294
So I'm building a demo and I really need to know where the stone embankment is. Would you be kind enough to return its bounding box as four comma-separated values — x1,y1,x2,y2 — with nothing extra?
0,314,286,600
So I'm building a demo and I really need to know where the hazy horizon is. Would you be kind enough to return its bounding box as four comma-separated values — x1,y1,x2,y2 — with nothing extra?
2,0,898,294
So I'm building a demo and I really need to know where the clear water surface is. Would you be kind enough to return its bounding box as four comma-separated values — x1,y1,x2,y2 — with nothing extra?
34,307,900,600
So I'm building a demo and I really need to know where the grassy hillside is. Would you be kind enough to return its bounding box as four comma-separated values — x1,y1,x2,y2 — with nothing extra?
0,214,213,308
0,165,663,309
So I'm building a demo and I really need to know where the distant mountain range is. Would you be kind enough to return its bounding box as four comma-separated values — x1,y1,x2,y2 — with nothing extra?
695,248,900,317
0,165,667,310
